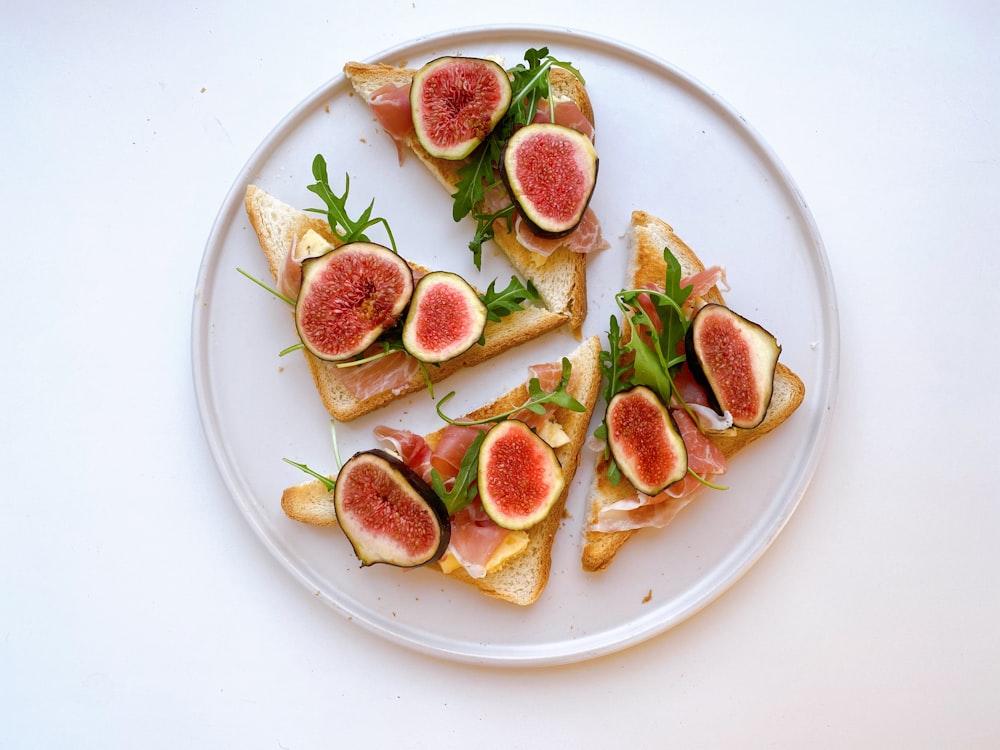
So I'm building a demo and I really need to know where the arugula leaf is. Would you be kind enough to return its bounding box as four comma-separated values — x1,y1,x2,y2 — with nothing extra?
480,276,542,323
450,48,585,267
430,430,487,515
304,154,398,252
435,357,584,426
594,246,695,482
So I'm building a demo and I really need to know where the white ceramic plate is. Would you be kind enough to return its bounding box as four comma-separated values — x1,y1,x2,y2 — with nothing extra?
192,25,838,666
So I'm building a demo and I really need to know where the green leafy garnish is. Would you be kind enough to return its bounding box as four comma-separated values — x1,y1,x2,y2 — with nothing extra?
595,246,695,482
451,47,586,267
305,154,398,252
476,275,543,344
429,430,487,515
435,357,584,426
283,422,344,492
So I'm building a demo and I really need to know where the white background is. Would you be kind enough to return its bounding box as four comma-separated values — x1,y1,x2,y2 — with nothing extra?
3,1,997,748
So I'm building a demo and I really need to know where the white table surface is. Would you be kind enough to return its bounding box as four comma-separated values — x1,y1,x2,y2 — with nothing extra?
4,1,997,747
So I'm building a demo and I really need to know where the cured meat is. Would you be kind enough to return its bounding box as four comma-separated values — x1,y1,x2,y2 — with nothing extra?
589,408,727,532
446,502,511,579
513,207,609,256
373,426,434,482
531,98,595,140
428,423,488,484
368,82,413,164
331,349,421,401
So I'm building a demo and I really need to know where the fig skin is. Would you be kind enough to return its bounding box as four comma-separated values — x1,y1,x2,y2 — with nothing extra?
477,420,565,531
500,122,599,239
410,56,512,160
333,449,451,568
605,385,688,496
401,271,488,363
294,242,414,362
684,304,781,429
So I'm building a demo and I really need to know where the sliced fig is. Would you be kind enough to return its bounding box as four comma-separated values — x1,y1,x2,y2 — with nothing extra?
684,303,781,429
401,271,488,363
334,449,450,567
410,56,512,160
605,386,687,496
500,122,598,238
294,241,413,362
477,420,565,530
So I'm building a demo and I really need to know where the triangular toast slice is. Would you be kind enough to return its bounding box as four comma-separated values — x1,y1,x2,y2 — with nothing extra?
245,185,568,422
581,211,806,572
281,335,603,605
343,60,592,331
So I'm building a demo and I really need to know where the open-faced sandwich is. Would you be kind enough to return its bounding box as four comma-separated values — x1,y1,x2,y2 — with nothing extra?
244,154,569,422
582,211,806,572
280,335,603,605
344,47,609,332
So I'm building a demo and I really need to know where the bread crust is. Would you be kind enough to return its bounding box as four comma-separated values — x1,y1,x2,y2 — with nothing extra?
581,211,805,572
282,336,603,605
244,185,568,421
343,60,593,331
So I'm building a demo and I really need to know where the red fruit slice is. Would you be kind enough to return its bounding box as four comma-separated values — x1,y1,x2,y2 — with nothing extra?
605,386,688,496
684,304,781,429
294,242,413,362
501,122,598,238
410,56,512,160
334,449,450,567
477,420,565,530
401,271,487,363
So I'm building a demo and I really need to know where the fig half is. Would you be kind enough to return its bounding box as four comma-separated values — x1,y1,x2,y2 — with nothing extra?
334,449,451,567
684,303,781,429
401,271,488,363
500,122,598,238
605,386,688,496
477,420,565,530
410,56,512,160
294,241,413,362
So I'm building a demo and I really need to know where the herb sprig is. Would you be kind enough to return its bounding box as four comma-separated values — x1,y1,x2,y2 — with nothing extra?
451,47,586,267
435,357,584,426
594,247,694,483
305,154,398,252
429,430,487,516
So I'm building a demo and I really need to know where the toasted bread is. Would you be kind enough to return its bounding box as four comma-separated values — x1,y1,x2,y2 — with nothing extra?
281,335,603,605
244,185,568,422
581,211,806,572
343,60,592,331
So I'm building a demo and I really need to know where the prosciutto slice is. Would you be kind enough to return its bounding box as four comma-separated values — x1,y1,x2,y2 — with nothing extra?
374,423,507,579
590,409,727,533
514,207,610,256
368,82,413,164
331,349,421,402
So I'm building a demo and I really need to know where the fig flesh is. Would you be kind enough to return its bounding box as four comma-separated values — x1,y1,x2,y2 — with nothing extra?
294,242,413,362
605,386,687,496
477,420,565,530
500,122,598,238
401,271,488,363
410,56,512,160
684,303,781,429
334,449,450,567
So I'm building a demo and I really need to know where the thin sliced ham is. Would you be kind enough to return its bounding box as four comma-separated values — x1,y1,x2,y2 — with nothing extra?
589,408,727,533
373,426,433,482
331,349,421,402
429,423,489,485
514,207,609,256
532,98,595,140
374,422,508,580
368,82,413,164
446,502,511,579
